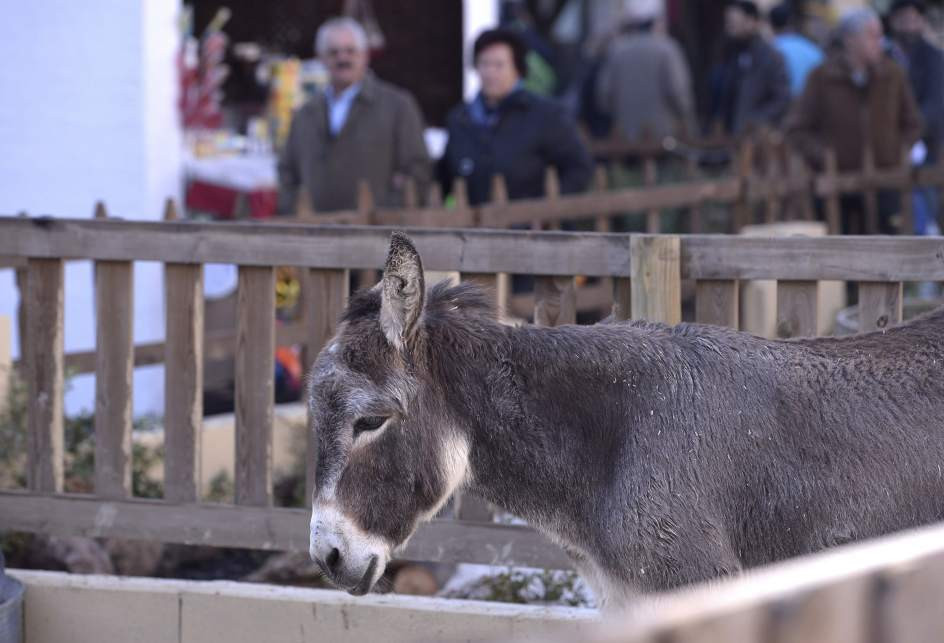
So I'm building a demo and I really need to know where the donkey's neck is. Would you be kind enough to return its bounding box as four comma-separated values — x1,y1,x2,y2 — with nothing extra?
429,320,649,552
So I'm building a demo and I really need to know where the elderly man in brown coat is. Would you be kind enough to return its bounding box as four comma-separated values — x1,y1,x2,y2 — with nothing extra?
278,17,430,213
787,8,922,233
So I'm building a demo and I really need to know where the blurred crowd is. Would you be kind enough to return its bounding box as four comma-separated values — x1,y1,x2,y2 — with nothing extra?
276,0,944,235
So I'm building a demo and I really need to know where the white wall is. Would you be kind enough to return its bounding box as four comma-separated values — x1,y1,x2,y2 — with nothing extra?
0,0,182,416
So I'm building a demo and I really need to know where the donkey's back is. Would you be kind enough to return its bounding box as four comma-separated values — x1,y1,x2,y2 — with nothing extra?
584,306,944,587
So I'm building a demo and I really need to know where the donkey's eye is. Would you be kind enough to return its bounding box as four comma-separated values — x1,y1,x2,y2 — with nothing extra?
353,416,388,436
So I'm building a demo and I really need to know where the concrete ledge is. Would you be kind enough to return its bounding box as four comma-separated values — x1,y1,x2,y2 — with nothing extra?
10,570,597,643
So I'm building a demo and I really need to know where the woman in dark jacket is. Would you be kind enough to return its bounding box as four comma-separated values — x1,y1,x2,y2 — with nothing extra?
440,28,592,206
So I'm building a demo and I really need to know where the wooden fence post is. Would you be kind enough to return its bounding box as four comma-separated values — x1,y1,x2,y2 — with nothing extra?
857,281,903,333
93,203,134,499
235,265,275,507
824,148,842,235
0,315,10,416
304,268,348,505
630,235,681,324
695,280,740,329
776,281,819,338
644,157,660,233
733,141,754,232
26,257,65,493
899,146,915,235
164,196,204,504
863,146,879,235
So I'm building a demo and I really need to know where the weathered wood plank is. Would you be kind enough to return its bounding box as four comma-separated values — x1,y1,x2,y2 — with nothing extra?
164,263,204,503
680,235,944,281
872,551,944,643
644,158,660,234
776,281,819,338
695,280,739,329
478,178,742,228
94,260,134,498
26,258,64,493
235,266,275,506
6,219,944,282
303,268,348,505
56,321,310,375
0,491,572,570
630,236,681,324
534,276,577,327
857,281,903,334
611,278,632,321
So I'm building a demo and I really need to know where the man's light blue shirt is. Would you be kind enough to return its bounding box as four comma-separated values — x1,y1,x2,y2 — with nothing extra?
324,82,361,135
774,33,824,96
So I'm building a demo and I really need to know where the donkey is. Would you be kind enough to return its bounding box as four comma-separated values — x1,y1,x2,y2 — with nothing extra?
307,232,944,607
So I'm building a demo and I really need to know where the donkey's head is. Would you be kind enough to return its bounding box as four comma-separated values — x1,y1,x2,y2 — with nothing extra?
307,232,473,595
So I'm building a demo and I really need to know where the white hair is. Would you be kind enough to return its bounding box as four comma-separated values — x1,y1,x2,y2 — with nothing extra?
837,8,880,41
315,17,368,56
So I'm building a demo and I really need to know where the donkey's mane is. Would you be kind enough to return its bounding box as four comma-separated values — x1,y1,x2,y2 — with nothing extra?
342,281,497,326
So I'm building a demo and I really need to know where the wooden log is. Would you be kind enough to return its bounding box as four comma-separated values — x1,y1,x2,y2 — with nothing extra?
164,263,204,503
235,266,275,506
304,268,348,505
630,236,681,324
534,276,577,327
695,280,739,329
776,281,819,338
26,258,64,492
857,281,903,333
94,260,134,498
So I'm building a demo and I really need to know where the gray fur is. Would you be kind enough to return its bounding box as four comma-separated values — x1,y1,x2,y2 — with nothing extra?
308,234,944,605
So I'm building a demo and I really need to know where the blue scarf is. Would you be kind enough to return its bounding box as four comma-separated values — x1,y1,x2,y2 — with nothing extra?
466,83,524,128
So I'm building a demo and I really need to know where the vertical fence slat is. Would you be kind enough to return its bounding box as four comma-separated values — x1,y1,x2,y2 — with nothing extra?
695,280,739,329
235,265,275,507
534,276,576,327
644,158,660,233
630,236,681,324
824,149,842,235
686,156,703,233
863,146,879,235
94,260,134,498
857,281,903,334
776,281,819,338
304,268,348,506
164,263,204,503
611,278,632,321
26,258,64,493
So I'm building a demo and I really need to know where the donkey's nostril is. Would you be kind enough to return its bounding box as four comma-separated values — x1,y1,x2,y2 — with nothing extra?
326,547,341,573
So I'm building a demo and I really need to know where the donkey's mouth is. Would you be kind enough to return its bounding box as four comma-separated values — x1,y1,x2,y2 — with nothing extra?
348,555,379,596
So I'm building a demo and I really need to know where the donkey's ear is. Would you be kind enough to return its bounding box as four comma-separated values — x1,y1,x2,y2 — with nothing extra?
380,232,425,351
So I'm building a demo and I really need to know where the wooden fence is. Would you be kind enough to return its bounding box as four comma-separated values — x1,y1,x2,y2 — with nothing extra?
275,140,938,240
1,217,942,584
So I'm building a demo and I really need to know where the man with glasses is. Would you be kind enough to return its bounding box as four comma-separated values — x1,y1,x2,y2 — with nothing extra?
278,17,430,213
